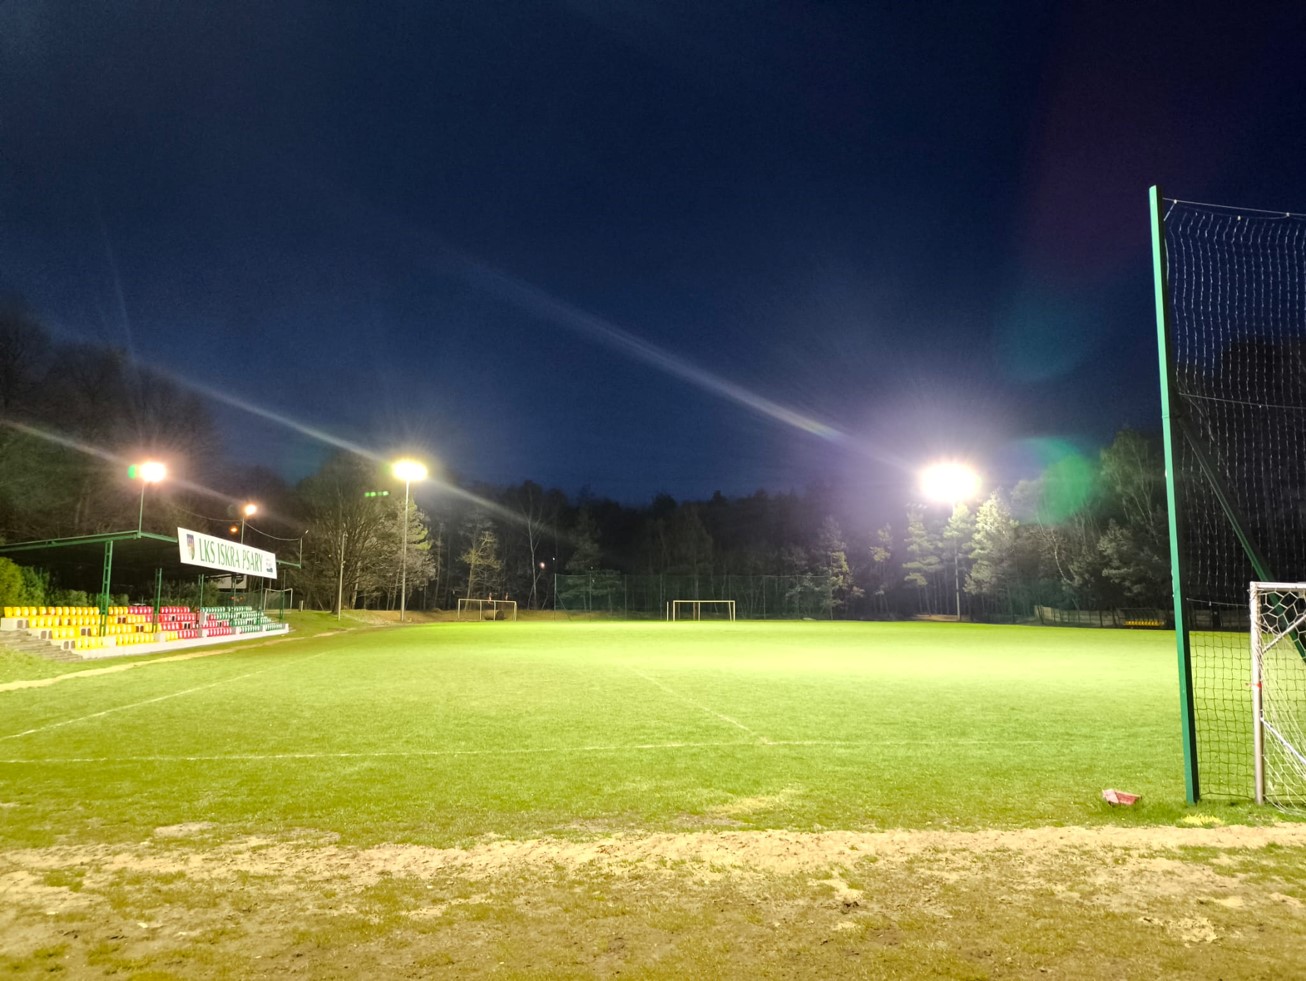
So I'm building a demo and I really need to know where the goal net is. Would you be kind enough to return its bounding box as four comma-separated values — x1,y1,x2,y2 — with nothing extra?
668,599,736,621
1251,583,1306,810
457,598,518,621
1151,189,1306,801
256,588,293,619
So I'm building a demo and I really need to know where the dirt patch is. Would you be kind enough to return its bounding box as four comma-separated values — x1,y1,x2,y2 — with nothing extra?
8,822,1306,889
4,824,1306,978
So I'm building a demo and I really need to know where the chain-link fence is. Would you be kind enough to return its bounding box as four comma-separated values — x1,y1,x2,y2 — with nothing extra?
554,573,834,619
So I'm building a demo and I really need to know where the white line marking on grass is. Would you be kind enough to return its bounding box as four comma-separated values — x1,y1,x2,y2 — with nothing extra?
0,740,764,764
622,665,775,745
0,736,1073,766
0,650,333,742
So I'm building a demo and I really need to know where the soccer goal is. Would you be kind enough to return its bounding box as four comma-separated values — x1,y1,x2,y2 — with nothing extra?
667,599,736,621
1151,188,1306,803
457,598,518,621
257,588,294,619
1251,583,1306,810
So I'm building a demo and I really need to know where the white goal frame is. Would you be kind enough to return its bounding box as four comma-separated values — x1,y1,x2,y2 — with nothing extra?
667,599,736,622
457,598,518,621
1250,582,1306,808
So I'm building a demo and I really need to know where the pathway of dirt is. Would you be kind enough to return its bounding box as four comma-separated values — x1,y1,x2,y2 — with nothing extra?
8,822,1306,887
5,824,1306,978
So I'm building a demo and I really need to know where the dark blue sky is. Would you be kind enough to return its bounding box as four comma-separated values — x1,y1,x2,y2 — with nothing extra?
4,1,1305,506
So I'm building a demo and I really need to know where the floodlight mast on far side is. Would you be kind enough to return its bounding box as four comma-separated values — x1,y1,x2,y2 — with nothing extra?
392,458,429,623
920,461,980,621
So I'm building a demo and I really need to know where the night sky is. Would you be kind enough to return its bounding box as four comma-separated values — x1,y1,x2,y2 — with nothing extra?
4,2,1305,509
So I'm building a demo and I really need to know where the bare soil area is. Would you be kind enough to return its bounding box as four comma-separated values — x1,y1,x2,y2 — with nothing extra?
4,823,1305,978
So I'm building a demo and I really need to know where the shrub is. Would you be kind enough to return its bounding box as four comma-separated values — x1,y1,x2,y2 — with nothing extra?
0,557,23,608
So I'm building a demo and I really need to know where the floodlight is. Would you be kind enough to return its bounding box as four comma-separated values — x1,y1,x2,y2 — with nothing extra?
134,460,167,484
920,460,981,623
131,460,168,534
391,458,429,622
392,459,428,483
237,502,258,543
920,461,980,504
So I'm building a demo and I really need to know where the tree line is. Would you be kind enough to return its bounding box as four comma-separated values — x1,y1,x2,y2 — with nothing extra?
0,300,1170,617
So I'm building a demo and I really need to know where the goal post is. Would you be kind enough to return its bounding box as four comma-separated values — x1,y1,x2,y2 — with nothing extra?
1250,582,1306,809
257,587,293,620
667,599,736,621
456,598,518,621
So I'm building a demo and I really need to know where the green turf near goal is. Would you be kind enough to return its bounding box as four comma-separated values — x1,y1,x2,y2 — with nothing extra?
1151,188,1306,802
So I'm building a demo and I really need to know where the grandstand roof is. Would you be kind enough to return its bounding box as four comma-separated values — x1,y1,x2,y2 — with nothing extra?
0,531,195,593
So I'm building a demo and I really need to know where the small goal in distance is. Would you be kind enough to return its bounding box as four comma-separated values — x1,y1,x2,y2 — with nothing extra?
457,598,518,621
667,599,736,621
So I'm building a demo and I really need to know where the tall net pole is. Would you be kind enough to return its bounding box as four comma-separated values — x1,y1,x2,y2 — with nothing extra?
1150,186,1306,801
1151,185,1200,802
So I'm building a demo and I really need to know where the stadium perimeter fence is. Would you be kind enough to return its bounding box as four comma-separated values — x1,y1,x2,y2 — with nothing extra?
553,573,835,620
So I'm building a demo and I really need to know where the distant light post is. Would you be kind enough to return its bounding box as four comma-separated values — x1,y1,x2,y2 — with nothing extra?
392,459,428,623
921,461,980,621
129,461,167,535
239,503,258,544
337,528,346,623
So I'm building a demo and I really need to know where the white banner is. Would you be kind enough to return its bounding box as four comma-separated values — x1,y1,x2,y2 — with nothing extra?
177,527,278,580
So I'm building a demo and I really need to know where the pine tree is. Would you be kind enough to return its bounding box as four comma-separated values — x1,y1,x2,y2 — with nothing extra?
902,505,942,614
966,492,1017,617
867,524,893,615
818,516,862,615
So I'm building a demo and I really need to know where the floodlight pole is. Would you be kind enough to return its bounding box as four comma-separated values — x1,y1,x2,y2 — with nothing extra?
400,478,411,623
952,519,962,622
390,459,427,624
132,462,166,537
336,529,345,622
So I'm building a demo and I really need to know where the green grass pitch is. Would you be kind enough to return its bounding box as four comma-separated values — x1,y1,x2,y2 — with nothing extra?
0,621,1196,849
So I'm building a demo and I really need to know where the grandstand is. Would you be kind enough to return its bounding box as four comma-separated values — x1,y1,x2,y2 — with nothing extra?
0,529,290,661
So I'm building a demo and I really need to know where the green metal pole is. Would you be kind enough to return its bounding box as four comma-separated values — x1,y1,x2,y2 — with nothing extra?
100,540,113,637
1151,184,1200,803
153,568,163,639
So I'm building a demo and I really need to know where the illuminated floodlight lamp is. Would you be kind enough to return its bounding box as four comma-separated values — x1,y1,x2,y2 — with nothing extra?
392,459,428,483
128,461,167,484
392,458,429,622
920,460,981,622
239,502,258,543
920,460,980,505
130,460,168,534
